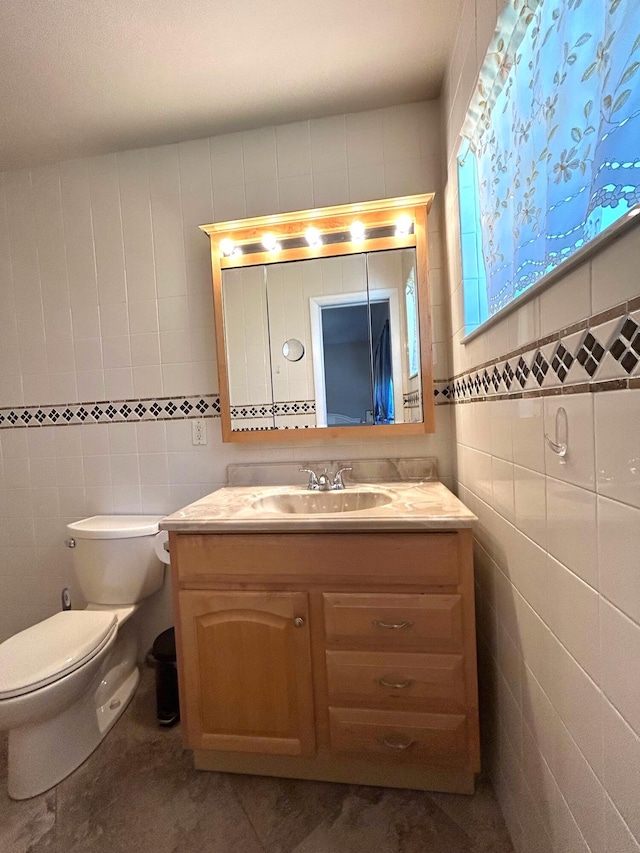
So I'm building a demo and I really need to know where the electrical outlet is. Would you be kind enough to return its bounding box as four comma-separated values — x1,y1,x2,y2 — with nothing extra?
192,418,207,445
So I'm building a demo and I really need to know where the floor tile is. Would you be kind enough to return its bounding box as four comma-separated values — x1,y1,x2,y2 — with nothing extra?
0,668,514,853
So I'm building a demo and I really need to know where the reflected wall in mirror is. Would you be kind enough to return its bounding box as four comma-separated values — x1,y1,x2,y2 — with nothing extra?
201,194,435,442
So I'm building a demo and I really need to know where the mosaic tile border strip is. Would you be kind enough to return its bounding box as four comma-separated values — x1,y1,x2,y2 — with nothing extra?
0,387,449,429
230,400,316,420
0,395,221,429
445,301,640,405
403,390,421,409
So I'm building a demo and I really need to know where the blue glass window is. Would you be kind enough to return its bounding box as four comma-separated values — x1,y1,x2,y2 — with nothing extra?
460,0,640,327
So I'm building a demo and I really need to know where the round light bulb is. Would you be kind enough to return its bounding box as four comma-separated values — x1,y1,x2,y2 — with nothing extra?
219,238,235,257
395,215,413,236
305,227,322,247
262,233,278,251
350,221,366,242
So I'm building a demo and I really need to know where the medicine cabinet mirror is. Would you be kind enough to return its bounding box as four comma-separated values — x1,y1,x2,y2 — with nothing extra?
200,194,435,443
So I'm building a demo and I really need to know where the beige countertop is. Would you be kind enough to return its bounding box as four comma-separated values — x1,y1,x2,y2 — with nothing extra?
160,481,477,533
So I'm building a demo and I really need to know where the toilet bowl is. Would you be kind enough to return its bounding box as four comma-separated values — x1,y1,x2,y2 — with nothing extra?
0,515,165,800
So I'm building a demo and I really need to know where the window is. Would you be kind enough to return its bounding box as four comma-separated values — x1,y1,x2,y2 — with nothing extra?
459,0,640,331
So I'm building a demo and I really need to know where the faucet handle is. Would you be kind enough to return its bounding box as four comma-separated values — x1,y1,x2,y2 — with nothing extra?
299,468,319,490
332,467,352,490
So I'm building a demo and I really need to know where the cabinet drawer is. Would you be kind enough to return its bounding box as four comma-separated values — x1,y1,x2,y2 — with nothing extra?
173,533,459,585
323,593,463,650
326,650,465,710
329,707,468,766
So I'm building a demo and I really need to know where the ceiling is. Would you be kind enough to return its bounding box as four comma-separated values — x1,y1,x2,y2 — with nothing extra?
0,0,460,171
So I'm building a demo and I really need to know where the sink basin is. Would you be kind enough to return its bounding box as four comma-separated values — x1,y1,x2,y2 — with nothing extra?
250,490,393,515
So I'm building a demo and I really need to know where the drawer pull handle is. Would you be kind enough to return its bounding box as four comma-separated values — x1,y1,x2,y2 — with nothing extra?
376,677,414,690
380,736,416,751
372,619,414,630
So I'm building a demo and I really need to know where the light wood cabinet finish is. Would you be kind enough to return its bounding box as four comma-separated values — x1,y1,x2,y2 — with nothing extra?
178,590,315,755
328,707,469,766
323,592,463,649
171,527,480,794
325,650,466,711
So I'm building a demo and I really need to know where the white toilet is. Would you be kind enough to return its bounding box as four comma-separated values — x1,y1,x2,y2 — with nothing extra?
0,515,166,800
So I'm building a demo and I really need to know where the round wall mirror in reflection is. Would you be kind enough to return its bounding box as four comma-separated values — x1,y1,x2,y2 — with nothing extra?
282,339,305,362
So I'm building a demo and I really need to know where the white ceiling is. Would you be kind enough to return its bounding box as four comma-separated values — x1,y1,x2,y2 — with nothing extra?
0,0,460,171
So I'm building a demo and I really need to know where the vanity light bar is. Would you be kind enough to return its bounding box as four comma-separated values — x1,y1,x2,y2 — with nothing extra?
221,221,414,258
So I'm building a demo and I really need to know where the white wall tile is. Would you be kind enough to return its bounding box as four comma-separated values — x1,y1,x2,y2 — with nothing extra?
601,599,640,733
597,496,640,625
511,398,545,474
514,466,546,549
210,133,244,189
312,169,349,208
595,389,640,509
492,457,515,523
242,127,277,183
591,227,640,314
276,121,311,179
310,115,347,173
547,555,600,681
602,698,640,841
546,478,598,587
539,263,591,337
604,795,640,853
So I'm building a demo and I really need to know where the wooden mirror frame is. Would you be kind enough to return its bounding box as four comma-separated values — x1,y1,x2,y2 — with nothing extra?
200,193,436,443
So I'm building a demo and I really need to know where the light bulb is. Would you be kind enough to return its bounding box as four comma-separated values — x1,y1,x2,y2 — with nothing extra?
305,227,322,247
219,238,235,257
262,233,278,251
350,221,366,242
395,215,413,236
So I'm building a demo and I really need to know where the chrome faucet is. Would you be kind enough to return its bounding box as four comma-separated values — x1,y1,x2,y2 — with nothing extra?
299,467,352,491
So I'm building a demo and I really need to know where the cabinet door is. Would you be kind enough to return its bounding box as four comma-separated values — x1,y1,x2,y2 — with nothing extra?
179,590,315,756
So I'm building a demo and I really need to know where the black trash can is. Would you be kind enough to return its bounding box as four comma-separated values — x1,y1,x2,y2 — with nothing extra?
149,627,180,726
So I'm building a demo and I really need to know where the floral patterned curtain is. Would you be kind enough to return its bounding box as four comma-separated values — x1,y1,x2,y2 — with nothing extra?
462,0,640,317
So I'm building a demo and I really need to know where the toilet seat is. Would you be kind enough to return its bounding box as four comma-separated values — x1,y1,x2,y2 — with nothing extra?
0,611,117,700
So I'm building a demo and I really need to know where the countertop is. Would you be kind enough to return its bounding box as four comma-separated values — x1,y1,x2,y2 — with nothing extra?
160,481,477,533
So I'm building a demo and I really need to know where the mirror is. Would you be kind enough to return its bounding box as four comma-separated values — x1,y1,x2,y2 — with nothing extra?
201,194,435,442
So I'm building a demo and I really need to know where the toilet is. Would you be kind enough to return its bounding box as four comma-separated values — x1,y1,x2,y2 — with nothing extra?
0,515,166,800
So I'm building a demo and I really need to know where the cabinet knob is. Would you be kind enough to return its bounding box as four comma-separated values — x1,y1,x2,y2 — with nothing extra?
293,617,305,628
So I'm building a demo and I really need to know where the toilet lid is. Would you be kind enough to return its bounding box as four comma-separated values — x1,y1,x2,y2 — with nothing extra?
0,611,118,700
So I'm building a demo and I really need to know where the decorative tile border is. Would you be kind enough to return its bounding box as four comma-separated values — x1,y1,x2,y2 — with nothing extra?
230,400,316,420
445,300,640,405
403,390,422,409
0,395,221,429
0,387,453,430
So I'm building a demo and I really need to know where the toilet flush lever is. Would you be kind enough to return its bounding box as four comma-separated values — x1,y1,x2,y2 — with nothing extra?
65,538,76,548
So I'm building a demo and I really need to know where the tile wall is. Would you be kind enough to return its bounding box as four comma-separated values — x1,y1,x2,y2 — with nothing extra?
0,100,453,647
443,1,640,851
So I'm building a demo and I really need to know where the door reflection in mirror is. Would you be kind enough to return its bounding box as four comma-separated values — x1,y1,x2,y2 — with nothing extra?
221,248,421,431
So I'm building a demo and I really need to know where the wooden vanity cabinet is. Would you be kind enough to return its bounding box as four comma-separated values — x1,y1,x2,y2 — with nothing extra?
170,530,480,794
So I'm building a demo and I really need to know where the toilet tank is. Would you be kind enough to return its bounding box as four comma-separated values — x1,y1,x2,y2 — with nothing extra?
66,516,165,606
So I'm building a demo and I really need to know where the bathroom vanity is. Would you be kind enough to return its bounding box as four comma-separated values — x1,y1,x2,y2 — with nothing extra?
162,479,480,794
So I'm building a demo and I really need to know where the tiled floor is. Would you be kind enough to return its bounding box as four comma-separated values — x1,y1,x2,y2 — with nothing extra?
0,669,513,853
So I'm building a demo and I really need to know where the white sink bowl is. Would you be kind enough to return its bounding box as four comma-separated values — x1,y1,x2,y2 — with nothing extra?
249,490,393,515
